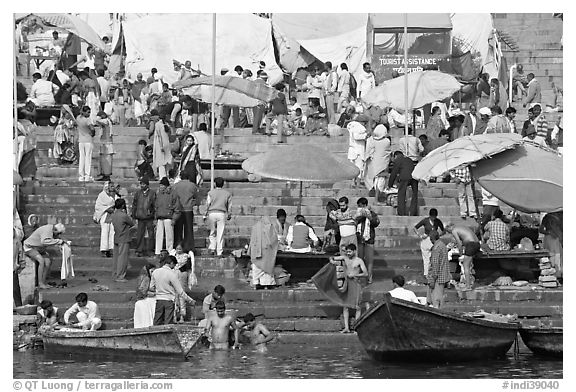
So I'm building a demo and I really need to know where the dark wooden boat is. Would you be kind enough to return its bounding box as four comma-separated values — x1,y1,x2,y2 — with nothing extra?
42,325,203,358
354,294,519,362
519,327,563,358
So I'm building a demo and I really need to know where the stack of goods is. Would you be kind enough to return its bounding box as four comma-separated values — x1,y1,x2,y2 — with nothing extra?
538,257,558,288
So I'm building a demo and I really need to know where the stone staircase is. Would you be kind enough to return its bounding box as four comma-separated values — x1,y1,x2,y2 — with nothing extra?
492,13,563,129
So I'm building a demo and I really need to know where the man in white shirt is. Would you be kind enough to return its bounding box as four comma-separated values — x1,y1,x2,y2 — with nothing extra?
96,69,110,110
64,292,102,330
28,72,59,106
337,63,351,114
398,127,424,162
192,123,211,159
323,61,339,124
358,62,376,101
389,275,419,303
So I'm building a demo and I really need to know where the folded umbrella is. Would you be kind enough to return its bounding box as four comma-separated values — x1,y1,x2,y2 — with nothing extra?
412,133,523,183
172,76,279,106
362,70,462,110
473,142,562,213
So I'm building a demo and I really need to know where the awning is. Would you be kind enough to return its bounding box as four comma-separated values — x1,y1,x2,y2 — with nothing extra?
370,13,452,32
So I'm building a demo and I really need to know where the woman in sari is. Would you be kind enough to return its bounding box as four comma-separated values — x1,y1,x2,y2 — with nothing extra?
150,111,173,180
133,263,157,328
93,181,117,258
178,134,203,186
540,212,563,280
53,105,76,164
424,105,446,139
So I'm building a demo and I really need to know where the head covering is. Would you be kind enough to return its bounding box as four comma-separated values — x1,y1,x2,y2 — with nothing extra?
27,214,38,226
529,102,541,109
372,124,388,140
61,104,75,120
479,107,491,116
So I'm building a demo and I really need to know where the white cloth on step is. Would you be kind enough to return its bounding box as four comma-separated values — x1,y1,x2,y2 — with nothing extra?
60,242,74,280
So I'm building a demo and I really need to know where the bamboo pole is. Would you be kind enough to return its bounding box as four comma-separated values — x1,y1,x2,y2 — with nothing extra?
403,14,409,152
210,14,216,190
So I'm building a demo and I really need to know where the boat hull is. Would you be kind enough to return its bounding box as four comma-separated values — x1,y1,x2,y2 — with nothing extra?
355,294,519,362
42,325,201,358
519,328,563,358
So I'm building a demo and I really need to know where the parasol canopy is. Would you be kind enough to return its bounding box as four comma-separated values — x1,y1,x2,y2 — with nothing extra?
16,13,107,52
172,76,279,107
412,133,523,183
473,142,562,213
242,144,359,182
362,70,462,110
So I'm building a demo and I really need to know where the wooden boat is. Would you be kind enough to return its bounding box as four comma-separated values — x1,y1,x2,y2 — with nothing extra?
42,325,203,358
354,294,519,362
519,327,563,358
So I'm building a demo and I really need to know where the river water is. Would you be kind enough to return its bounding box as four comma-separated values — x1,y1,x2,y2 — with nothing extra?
14,343,562,379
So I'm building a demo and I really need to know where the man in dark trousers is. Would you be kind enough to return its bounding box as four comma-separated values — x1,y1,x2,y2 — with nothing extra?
132,177,156,257
172,171,199,252
388,151,418,216
111,198,134,282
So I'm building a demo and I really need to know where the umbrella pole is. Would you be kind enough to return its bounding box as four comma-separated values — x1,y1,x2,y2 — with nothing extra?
403,13,409,152
297,181,303,215
210,13,216,190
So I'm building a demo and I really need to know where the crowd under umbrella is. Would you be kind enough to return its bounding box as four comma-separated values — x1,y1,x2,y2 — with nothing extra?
172,74,281,188
472,142,562,214
241,144,360,214
412,133,524,218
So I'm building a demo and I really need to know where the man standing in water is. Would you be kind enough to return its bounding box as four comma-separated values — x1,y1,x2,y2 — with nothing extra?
203,301,239,350
236,313,275,352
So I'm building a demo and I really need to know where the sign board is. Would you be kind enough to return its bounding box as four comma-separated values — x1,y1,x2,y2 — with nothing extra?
371,54,451,83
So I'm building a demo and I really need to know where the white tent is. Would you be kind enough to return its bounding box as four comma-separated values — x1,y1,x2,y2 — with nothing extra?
121,14,283,85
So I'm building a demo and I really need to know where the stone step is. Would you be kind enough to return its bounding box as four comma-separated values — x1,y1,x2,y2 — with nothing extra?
23,203,464,219
24,194,459,207
26,183,463,198
35,126,149,137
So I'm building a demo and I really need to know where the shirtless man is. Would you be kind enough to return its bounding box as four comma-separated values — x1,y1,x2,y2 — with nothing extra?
445,223,481,289
203,301,239,350
330,243,368,333
236,313,275,352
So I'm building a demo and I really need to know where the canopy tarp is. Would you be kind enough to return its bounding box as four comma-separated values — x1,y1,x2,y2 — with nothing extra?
271,23,319,73
121,14,283,85
370,13,452,31
16,13,107,52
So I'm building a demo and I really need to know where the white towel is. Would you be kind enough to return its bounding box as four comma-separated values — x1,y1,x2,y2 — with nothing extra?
60,242,75,280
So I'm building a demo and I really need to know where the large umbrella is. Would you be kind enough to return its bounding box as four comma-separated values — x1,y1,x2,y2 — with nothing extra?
412,133,523,183
16,13,107,52
362,70,462,111
473,142,562,213
172,76,279,107
242,144,360,213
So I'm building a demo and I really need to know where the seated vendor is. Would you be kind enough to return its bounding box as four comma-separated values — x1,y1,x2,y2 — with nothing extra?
483,209,511,251
63,292,102,331
286,215,319,253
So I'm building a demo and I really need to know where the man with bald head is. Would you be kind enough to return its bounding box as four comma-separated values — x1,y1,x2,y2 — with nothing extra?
23,223,67,289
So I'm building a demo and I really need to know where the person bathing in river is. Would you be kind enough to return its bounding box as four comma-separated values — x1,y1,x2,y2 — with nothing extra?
236,313,275,352
203,301,239,350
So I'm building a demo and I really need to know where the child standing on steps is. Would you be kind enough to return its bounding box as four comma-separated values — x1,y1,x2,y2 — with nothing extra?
170,244,197,323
